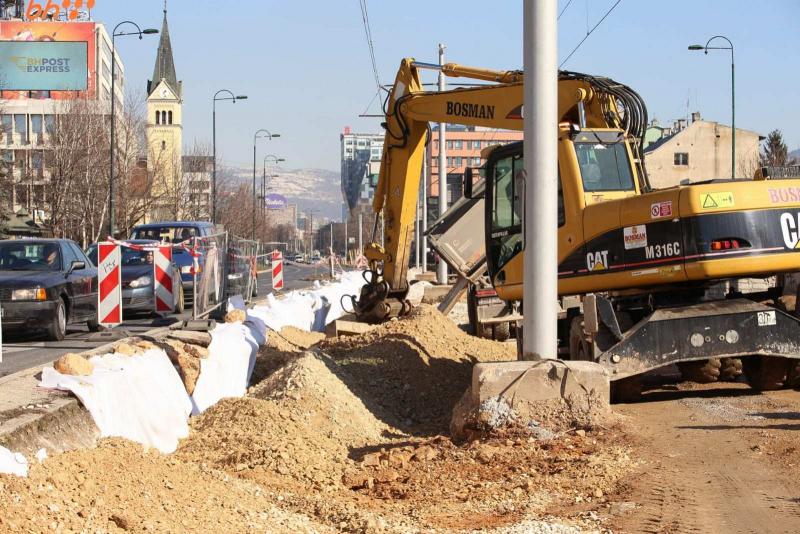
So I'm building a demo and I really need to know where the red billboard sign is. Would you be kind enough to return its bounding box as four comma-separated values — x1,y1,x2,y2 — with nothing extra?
0,20,96,99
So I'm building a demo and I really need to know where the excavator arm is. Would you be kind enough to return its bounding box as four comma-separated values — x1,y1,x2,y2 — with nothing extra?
353,58,647,323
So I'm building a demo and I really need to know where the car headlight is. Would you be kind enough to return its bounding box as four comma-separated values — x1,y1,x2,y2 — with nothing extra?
12,287,47,301
129,276,152,289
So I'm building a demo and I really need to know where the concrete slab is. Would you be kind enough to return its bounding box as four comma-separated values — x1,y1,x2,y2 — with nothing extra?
325,316,377,337
452,360,611,438
422,284,454,304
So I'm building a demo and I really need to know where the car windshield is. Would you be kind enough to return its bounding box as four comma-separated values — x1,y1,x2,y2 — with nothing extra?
122,248,154,267
132,226,199,244
574,138,635,192
0,242,61,271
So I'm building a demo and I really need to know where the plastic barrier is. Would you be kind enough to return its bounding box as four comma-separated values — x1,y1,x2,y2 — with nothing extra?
97,242,122,326
154,245,175,314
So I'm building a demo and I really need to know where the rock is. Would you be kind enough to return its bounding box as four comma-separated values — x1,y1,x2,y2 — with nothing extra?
609,501,637,515
165,330,212,347
113,343,141,357
134,340,157,351
387,451,412,468
373,469,399,484
183,344,210,360
54,353,93,376
412,445,439,462
594,489,604,498
476,445,497,464
109,513,132,530
361,453,382,467
575,429,587,438
224,309,247,324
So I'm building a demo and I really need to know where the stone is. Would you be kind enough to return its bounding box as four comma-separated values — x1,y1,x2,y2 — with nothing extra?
387,451,412,468
412,445,439,462
575,429,587,437
54,353,93,376
224,309,247,324
361,453,382,467
113,343,141,357
165,330,212,347
182,344,210,360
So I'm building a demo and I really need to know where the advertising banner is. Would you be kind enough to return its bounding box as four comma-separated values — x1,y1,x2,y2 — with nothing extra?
265,194,287,210
0,21,96,98
0,41,87,90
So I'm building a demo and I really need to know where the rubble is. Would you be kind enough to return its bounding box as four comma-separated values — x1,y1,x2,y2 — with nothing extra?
53,353,93,377
224,309,247,323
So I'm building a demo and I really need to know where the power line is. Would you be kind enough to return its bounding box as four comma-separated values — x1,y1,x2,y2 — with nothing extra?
560,0,622,68
358,0,381,93
558,0,575,20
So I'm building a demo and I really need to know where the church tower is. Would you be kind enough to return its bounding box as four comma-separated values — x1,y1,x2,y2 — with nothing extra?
146,2,183,219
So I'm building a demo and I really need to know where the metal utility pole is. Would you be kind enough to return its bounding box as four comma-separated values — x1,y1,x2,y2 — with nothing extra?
212,90,247,224
358,211,363,260
522,0,558,361
688,36,735,179
109,22,158,238
252,129,280,240
437,42,448,284
422,151,428,272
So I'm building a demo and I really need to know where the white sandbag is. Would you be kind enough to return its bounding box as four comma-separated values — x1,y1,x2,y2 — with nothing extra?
0,446,28,477
190,322,257,415
40,349,192,454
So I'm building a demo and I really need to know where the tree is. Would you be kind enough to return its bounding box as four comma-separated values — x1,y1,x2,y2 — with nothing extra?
762,129,789,167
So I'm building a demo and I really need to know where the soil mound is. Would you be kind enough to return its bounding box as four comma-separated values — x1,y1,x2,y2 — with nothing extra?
0,439,329,533
320,304,516,434
178,352,389,491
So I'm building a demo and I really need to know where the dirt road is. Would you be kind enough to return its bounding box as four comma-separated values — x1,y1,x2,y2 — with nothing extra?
612,379,800,534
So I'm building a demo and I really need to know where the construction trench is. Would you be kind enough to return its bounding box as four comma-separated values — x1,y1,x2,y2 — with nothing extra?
2,293,800,533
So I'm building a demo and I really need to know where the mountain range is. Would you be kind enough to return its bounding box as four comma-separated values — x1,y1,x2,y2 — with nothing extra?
224,165,343,221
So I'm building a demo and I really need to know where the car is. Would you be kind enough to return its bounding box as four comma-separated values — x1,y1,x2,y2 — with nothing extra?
86,240,184,316
129,221,217,305
0,239,98,341
292,254,306,264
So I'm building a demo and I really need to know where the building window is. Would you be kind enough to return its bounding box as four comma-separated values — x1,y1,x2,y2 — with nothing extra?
168,111,173,125
446,140,453,150
161,141,166,151
474,140,481,150
674,152,689,166
455,156,463,167
14,115,27,143
44,115,55,135
454,140,463,149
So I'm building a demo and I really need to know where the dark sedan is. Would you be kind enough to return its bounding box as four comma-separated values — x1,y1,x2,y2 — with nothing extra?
0,239,98,340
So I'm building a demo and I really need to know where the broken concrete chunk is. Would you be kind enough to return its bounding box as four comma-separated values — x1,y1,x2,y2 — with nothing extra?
54,353,93,376
165,330,212,347
113,343,141,357
183,344,210,360
224,309,247,324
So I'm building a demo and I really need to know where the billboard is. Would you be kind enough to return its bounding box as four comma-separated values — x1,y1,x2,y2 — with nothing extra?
0,21,96,99
0,41,87,90
265,194,287,210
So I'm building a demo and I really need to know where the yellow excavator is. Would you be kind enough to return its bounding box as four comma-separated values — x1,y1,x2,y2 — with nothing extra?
354,58,800,391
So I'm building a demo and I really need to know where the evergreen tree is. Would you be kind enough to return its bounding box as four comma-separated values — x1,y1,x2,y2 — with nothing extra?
761,129,789,166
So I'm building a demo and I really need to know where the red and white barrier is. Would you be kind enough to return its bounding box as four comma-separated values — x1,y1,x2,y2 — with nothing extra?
97,242,122,326
272,250,284,291
154,246,175,314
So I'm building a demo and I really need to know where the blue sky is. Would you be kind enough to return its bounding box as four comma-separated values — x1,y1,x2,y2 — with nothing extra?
95,0,800,171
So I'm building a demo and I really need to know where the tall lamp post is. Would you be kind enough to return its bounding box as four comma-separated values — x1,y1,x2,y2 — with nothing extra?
689,36,735,179
262,154,285,217
212,90,247,224
109,22,158,238
252,129,280,239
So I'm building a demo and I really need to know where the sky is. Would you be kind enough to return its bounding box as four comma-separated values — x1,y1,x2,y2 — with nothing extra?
93,0,800,172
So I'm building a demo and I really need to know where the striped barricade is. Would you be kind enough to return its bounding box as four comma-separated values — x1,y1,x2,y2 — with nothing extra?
97,242,122,326
154,245,175,314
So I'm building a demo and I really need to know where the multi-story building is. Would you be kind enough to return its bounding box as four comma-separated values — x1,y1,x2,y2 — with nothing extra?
644,112,762,189
340,128,383,213
427,125,523,218
181,155,212,219
0,17,125,214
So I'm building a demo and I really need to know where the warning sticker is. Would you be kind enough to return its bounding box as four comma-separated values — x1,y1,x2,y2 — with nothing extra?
700,192,735,209
623,225,648,250
650,201,673,219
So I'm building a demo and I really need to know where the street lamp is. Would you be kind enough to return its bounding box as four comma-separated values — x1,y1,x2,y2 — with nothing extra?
262,154,285,217
109,22,158,238
689,36,735,179
212,90,247,224
253,129,280,239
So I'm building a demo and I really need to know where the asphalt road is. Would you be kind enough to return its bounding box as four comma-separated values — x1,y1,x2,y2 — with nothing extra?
0,261,325,378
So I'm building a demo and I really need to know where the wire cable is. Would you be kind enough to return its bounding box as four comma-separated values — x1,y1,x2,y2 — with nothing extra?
358,0,382,93
558,0,575,20
560,0,622,68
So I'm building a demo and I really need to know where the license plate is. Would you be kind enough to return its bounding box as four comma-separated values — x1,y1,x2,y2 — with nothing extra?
757,311,776,327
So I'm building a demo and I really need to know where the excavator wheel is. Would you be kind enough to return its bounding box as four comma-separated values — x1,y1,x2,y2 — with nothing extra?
568,316,593,361
719,358,744,382
677,359,721,384
491,322,511,342
611,376,643,403
744,356,791,391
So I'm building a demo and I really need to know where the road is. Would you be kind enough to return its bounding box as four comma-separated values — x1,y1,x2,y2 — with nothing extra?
612,375,800,534
0,261,325,379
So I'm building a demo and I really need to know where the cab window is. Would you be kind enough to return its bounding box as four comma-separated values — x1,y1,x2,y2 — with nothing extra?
575,138,634,192
490,154,524,271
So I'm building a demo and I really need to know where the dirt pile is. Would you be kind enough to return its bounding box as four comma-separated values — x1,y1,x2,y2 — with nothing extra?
320,304,516,435
178,351,390,492
0,439,330,533
53,353,93,376
249,326,325,384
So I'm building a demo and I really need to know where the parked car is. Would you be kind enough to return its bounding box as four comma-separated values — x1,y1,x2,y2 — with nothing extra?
0,239,98,341
129,221,217,304
86,240,184,316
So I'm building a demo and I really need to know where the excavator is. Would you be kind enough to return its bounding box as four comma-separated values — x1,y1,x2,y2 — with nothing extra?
353,57,800,393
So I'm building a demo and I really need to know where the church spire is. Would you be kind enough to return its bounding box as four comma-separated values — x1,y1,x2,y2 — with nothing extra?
147,3,180,97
